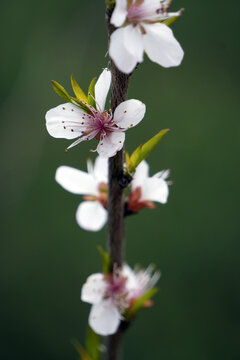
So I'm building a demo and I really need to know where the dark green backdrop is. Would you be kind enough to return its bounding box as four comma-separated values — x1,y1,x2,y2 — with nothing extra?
1,1,239,359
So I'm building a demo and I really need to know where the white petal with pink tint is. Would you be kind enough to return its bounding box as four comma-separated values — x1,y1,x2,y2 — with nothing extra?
114,99,145,129
93,157,108,183
46,70,145,156
122,265,138,290
121,25,143,62
111,0,128,27
95,68,111,112
141,177,169,204
143,23,184,68
109,0,184,73
76,201,108,231
81,273,107,304
109,26,142,74
153,169,170,180
55,166,98,195
89,299,121,336
97,132,125,158
140,0,160,12
46,103,85,139
131,160,149,190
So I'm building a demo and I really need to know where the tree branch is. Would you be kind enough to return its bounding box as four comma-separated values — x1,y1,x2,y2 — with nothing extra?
106,7,132,360
106,8,131,269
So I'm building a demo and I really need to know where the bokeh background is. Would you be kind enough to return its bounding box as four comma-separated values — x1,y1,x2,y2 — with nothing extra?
1,0,239,359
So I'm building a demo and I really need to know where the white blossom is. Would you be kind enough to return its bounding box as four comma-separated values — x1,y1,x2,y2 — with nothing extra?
81,264,160,335
55,156,108,231
109,0,184,74
128,160,170,212
46,69,146,157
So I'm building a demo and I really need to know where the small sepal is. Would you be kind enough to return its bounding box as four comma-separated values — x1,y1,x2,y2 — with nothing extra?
162,9,184,27
125,129,170,174
125,287,158,321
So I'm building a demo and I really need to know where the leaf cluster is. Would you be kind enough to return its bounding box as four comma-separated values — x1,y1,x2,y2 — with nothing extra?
51,75,97,113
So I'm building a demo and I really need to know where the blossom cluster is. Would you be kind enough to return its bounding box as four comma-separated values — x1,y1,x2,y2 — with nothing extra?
81,263,160,335
109,0,184,73
45,0,183,339
55,156,170,231
46,69,145,158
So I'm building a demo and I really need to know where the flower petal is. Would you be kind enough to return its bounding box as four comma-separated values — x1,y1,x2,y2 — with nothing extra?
110,0,128,27
66,130,98,150
76,201,108,231
153,169,170,180
45,103,86,139
55,166,98,195
122,265,138,290
89,299,121,336
143,23,184,68
81,273,107,305
132,160,149,190
141,177,169,204
97,132,125,158
114,99,145,129
140,0,161,14
109,25,144,74
93,156,108,183
95,69,111,112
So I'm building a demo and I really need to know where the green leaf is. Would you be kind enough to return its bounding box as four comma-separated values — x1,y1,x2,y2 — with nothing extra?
86,327,100,360
106,0,115,10
125,151,132,172
69,96,90,113
126,129,170,173
162,16,179,27
88,77,97,108
71,75,88,103
162,9,184,27
51,80,71,102
71,339,92,360
125,287,158,320
97,246,111,274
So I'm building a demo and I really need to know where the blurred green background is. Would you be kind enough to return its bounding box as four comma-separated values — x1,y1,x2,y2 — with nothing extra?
1,0,239,359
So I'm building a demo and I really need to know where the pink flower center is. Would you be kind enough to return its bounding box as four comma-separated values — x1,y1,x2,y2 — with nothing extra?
83,182,108,207
127,1,160,24
84,108,121,140
105,271,127,297
128,4,145,23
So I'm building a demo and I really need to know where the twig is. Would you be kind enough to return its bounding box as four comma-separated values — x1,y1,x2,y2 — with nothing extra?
106,7,132,360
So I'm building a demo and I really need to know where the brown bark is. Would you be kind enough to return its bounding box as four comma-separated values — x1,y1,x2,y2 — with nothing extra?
106,7,133,360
